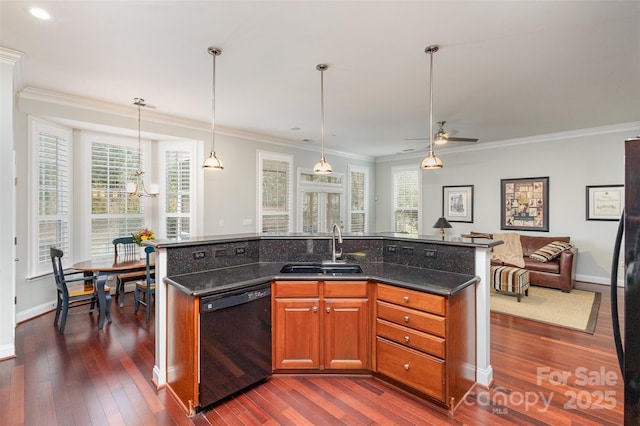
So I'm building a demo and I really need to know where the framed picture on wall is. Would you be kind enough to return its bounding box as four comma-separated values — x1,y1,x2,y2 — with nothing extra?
586,184,624,221
500,176,549,232
442,185,474,223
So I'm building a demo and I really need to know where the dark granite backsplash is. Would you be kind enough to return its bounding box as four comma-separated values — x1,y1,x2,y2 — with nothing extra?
167,240,260,276
383,239,474,275
167,236,472,276
259,238,383,263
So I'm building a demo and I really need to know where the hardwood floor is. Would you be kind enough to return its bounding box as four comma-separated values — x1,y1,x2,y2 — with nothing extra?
1,282,624,425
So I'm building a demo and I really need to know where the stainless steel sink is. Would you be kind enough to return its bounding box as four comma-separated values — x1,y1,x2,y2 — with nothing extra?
279,263,363,275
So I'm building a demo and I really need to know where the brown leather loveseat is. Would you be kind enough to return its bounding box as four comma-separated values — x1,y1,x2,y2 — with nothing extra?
490,235,578,293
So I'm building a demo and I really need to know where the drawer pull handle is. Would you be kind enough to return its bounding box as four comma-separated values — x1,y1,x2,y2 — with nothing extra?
404,336,410,343
313,306,318,313
403,315,410,323
404,363,410,371
403,296,409,302
326,307,331,313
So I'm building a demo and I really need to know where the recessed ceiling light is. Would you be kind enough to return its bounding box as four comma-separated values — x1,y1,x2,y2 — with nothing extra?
29,7,52,21
291,127,301,131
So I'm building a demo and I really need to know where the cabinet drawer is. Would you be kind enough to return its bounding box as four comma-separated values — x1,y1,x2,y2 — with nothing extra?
324,281,368,298
273,281,320,298
376,318,445,358
377,301,445,337
376,337,444,402
377,284,445,316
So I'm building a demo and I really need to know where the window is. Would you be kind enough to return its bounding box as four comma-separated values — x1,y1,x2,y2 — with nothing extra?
89,134,146,257
258,151,293,233
31,119,72,274
392,167,421,234
159,141,198,239
348,165,369,233
298,170,344,233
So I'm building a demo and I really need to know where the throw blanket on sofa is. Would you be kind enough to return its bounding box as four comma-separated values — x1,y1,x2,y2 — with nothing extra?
491,232,525,267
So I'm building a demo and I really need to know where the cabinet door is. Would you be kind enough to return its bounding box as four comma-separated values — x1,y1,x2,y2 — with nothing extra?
273,299,320,369
324,298,369,369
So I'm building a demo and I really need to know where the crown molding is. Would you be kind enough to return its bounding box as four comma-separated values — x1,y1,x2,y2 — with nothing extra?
376,121,640,163
18,87,374,162
0,47,24,91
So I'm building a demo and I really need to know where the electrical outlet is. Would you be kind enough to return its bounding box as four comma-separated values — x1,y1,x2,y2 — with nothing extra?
235,247,246,255
387,245,397,253
424,249,437,258
214,248,227,257
402,247,414,255
193,250,206,260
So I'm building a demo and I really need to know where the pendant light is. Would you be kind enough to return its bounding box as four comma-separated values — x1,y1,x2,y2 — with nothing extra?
313,64,332,174
126,97,158,197
202,47,224,170
420,45,443,170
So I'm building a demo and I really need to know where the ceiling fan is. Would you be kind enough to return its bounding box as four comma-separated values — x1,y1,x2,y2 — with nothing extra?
405,120,478,144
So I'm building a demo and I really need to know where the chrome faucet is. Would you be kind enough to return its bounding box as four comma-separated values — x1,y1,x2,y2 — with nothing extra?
331,223,343,263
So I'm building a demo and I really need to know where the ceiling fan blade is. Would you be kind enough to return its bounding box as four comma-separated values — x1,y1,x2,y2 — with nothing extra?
404,137,428,141
446,137,478,143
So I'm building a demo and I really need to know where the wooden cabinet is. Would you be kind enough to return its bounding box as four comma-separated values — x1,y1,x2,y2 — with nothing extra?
273,280,369,370
374,283,476,411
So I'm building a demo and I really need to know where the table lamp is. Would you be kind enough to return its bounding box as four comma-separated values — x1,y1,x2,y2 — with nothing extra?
433,216,452,236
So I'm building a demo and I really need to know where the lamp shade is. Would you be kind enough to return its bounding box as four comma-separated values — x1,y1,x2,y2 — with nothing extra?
433,217,452,230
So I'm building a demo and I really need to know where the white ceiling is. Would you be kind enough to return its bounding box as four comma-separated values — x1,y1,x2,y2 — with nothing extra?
2,1,639,158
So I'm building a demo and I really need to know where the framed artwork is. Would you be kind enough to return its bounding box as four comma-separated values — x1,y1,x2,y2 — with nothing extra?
586,185,624,221
500,176,549,232
442,185,474,223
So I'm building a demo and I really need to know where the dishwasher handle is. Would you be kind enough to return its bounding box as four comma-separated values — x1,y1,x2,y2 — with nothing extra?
201,285,271,313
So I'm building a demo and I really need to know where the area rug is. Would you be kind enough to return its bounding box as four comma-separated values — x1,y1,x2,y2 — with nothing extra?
490,286,601,334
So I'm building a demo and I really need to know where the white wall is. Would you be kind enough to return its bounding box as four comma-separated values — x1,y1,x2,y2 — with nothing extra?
375,123,640,285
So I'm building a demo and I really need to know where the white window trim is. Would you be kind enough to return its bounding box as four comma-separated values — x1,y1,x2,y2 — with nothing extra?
257,150,294,233
391,165,422,235
296,167,345,233
28,117,74,276
79,131,153,259
347,164,370,233
157,140,201,240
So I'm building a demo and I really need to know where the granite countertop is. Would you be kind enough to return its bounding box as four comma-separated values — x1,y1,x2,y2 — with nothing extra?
164,262,480,297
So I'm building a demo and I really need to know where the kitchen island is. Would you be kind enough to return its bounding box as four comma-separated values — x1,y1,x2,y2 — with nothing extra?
150,233,501,414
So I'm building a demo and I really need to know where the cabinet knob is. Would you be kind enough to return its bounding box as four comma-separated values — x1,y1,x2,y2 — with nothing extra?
403,296,409,302
326,307,331,313
403,315,410,323
404,363,410,371
404,336,410,343
313,306,318,313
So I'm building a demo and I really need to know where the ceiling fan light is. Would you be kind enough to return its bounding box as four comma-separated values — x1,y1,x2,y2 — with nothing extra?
313,158,332,174
434,132,448,145
203,152,224,170
421,153,443,169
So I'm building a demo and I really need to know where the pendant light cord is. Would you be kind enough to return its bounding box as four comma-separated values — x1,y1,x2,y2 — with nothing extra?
211,50,217,155
428,49,434,156
319,65,326,161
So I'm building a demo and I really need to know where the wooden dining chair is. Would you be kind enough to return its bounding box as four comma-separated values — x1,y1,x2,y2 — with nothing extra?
50,247,98,333
113,236,146,307
134,246,156,322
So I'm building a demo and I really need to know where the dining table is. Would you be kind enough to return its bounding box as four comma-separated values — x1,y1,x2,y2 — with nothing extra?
72,254,154,329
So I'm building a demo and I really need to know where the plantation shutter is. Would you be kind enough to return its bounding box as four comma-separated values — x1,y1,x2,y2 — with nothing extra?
261,155,292,233
393,169,419,234
165,150,191,239
36,128,71,270
349,168,368,232
90,141,144,257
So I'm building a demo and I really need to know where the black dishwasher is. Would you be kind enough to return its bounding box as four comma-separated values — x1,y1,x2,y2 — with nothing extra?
199,282,272,409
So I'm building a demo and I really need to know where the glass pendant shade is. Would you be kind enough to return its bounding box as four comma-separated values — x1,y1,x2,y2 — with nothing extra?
203,151,224,170
421,151,443,169
313,158,332,174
